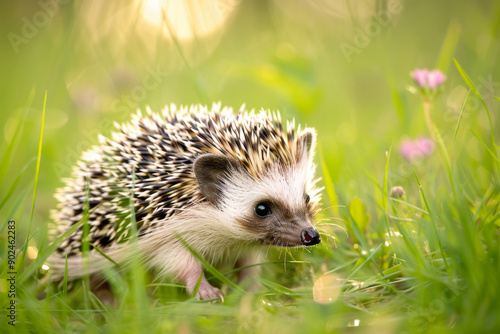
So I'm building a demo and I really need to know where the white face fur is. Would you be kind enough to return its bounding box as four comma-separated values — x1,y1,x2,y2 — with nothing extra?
193,130,321,247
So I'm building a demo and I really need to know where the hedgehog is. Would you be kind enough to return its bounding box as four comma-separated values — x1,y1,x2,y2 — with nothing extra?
48,103,322,300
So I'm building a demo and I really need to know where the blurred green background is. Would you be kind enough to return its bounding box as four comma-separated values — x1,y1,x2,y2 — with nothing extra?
1,0,500,333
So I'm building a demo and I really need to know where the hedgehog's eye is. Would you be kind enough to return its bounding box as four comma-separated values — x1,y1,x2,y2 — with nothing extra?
255,202,272,218
304,193,310,204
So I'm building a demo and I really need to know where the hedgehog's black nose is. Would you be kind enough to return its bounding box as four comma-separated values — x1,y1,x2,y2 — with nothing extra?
301,227,321,246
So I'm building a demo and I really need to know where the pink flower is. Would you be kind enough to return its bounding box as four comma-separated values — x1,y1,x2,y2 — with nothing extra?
427,70,446,88
411,69,429,87
399,137,435,162
411,69,446,89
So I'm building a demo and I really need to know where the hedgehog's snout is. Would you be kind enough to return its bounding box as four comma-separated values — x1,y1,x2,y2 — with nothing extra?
301,227,321,246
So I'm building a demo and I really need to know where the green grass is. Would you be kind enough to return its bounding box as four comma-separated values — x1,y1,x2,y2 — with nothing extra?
1,1,500,333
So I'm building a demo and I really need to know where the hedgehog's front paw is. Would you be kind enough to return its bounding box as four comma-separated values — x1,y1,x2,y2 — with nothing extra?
196,281,224,302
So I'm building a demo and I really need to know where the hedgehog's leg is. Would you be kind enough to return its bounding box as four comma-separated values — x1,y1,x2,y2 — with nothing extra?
174,253,224,301
188,274,224,302
236,251,261,293
150,244,223,301
236,250,260,281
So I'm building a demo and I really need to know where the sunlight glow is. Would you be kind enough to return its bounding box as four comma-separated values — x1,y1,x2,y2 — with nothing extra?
27,246,39,260
351,281,364,288
142,0,165,28
313,273,342,304
348,319,361,327
386,230,403,237
41,264,50,271
140,0,240,40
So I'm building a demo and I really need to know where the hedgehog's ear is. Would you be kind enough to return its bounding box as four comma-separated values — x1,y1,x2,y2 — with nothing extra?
194,154,237,206
296,128,316,158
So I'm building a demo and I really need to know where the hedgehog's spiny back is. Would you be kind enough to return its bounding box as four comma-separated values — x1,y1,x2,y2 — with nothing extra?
51,104,305,257
157,103,302,175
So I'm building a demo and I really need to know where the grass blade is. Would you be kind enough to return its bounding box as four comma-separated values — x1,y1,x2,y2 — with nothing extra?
221,261,309,276
18,218,83,283
256,277,298,296
93,245,120,267
318,142,339,216
0,187,28,234
190,273,205,299
344,243,383,282
178,236,245,294
470,129,500,164
386,74,407,128
63,255,68,296
413,172,451,279
435,20,461,72
453,58,498,172
383,147,392,242
389,198,429,216
0,157,36,212
19,91,47,272
452,89,471,145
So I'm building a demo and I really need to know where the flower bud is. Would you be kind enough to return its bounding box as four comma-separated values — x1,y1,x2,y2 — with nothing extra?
390,186,405,199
